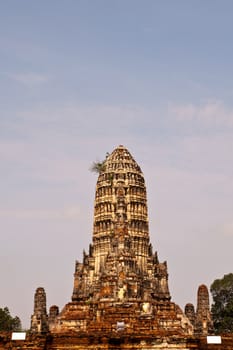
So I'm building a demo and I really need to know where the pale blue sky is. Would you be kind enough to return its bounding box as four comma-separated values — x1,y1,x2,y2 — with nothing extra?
1,1,233,328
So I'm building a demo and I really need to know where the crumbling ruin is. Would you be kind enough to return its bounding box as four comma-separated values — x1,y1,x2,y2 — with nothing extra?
28,145,214,349
31,287,48,333
185,285,213,336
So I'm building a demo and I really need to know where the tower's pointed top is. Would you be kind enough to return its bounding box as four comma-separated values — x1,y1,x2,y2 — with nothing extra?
104,145,142,174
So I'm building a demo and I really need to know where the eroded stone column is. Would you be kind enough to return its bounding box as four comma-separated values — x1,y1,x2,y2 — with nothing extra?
30,287,48,333
195,284,213,335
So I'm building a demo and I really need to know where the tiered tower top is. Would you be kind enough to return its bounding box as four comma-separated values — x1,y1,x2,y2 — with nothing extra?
101,144,142,173
93,145,149,273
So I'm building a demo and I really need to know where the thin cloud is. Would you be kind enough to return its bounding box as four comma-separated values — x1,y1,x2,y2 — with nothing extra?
170,100,233,127
18,103,152,126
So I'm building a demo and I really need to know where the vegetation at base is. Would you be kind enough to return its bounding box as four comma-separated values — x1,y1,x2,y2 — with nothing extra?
211,273,233,333
0,307,22,331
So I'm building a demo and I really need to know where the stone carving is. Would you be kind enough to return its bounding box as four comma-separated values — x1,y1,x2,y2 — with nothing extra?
46,145,192,335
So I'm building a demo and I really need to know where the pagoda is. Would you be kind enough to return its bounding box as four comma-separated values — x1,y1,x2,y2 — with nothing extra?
44,145,192,336
30,145,215,349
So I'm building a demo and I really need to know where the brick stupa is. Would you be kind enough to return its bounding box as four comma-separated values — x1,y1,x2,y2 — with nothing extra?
28,145,214,349
49,145,192,335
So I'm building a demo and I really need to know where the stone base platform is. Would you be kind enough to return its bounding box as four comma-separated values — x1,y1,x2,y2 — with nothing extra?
2,332,233,350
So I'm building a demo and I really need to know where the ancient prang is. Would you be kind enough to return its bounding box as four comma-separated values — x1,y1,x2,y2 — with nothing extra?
185,285,213,336
31,287,48,333
28,145,214,349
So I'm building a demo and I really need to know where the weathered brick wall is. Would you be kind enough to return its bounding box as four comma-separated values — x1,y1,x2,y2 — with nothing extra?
1,332,233,350
198,335,233,350
0,332,47,350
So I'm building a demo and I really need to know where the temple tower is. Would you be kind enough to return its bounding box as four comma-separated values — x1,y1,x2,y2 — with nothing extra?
184,284,213,335
92,145,149,274
195,284,213,335
48,305,59,329
185,303,196,325
31,287,48,333
51,145,192,337
72,145,170,303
